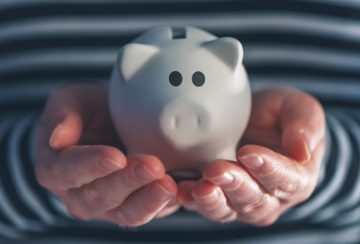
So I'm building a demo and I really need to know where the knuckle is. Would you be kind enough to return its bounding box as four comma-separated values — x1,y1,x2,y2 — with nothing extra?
238,194,270,219
252,193,270,209
81,184,104,211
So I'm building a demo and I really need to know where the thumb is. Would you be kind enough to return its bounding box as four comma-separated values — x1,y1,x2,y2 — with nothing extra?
37,84,110,153
280,90,325,162
49,110,83,150
37,85,89,152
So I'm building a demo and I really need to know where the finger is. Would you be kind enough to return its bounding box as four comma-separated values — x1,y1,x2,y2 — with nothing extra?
65,154,165,218
237,145,309,201
37,86,88,151
155,198,181,218
105,175,177,227
36,83,113,151
280,89,326,162
48,111,83,150
35,145,126,193
242,88,326,162
203,160,280,224
191,180,237,223
241,88,289,148
178,181,198,211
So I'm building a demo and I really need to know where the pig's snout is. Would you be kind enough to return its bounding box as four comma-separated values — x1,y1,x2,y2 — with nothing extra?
159,100,210,147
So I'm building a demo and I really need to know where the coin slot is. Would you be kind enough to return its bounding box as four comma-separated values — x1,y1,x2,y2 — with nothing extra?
172,27,186,39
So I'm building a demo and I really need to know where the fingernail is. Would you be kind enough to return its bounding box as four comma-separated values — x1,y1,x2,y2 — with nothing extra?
153,183,174,201
134,163,157,181
209,172,234,185
238,154,264,169
298,130,311,162
194,189,219,204
103,158,123,172
301,139,311,162
49,123,63,149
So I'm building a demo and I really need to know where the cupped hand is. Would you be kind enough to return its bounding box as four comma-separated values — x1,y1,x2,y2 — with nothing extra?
35,83,179,227
178,87,326,226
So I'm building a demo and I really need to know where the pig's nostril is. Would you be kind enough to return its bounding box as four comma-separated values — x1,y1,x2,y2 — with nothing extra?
195,116,201,127
171,116,180,129
160,101,209,136
175,116,180,127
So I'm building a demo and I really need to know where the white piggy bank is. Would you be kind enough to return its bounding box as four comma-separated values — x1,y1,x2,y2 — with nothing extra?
109,26,251,173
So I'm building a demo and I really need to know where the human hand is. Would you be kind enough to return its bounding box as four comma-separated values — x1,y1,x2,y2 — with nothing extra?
35,83,179,227
178,87,326,226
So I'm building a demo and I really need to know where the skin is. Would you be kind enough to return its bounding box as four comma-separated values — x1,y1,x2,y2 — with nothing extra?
35,83,179,227
178,88,326,226
35,84,326,227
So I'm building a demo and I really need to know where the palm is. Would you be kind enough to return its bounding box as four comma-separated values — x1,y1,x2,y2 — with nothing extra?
241,88,322,161
178,87,326,226
71,84,122,148
241,89,286,154
36,83,179,227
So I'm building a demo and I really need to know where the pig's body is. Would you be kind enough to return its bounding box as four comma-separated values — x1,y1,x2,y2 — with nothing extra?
109,26,251,171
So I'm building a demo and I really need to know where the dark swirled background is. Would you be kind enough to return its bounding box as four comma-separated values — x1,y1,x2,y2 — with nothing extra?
0,0,359,243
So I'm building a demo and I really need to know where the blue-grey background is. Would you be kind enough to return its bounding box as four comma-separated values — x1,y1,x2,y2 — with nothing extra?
0,0,359,243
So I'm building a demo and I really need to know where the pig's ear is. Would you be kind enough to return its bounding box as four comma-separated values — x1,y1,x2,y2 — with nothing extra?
117,43,159,81
203,37,243,70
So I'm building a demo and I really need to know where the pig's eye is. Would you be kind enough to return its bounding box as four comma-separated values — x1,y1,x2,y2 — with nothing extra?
169,71,182,87
192,71,205,87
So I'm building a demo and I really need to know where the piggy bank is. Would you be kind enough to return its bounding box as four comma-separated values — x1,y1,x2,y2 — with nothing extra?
109,26,251,173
